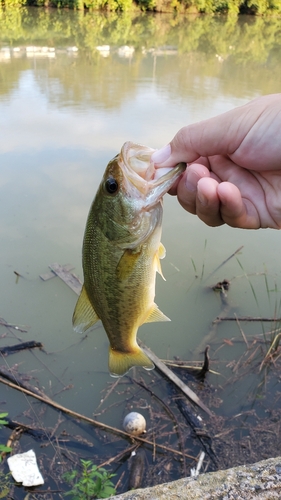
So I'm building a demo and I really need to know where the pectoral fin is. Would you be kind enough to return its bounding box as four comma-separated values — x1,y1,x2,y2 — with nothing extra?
72,285,100,333
144,303,170,323
155,242,166,280
116,249,141,280
158,242,166,259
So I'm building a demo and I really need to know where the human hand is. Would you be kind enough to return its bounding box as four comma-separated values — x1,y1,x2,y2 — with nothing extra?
151,94,281,229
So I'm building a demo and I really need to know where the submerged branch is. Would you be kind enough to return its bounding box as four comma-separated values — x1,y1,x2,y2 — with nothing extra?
0,317,28,333
0,341,43,356
139,341,212,417
216,316,281,322
195,288,232,356
0,375,196,461
205,245,244,282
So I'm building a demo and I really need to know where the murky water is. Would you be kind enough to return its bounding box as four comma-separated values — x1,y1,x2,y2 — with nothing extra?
1,7,281,496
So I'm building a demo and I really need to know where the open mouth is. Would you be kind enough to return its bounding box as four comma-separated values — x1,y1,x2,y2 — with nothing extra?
121,141,174,186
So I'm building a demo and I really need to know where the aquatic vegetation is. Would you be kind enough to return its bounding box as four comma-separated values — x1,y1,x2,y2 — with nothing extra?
0,469,12,499
0,413,12,462
63,460,116,499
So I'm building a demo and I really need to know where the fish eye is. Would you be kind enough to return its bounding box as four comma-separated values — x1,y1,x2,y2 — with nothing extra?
105,178,119,194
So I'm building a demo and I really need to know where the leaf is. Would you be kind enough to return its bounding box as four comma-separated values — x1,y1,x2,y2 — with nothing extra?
100,486,116,498
0,488,9,499
0,445,12,451
95,477,102,490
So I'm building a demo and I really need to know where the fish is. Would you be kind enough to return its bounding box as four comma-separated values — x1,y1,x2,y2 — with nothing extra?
72,141,186,377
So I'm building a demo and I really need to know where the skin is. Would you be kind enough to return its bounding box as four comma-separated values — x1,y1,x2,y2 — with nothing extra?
151,94,281,230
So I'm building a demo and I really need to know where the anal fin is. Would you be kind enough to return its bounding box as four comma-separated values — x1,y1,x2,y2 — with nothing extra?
144,303,170,323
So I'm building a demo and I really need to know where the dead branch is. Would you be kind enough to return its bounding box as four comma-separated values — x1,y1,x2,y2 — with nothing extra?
139,341,212,417
205,245,243,282
131,377,187,475
195,288,232,356
0,366,51,400
216,316,281,322
0,375,196,461
0,341,43,356
98,444,137,468
0,317,28,333
5,418,95,452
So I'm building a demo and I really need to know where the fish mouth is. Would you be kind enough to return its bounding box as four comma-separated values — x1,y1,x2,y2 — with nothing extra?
120,141,186,206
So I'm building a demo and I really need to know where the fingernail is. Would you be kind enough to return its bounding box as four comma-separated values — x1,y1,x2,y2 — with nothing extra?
185,169,200,192
151,144,171,165
197,190,208,206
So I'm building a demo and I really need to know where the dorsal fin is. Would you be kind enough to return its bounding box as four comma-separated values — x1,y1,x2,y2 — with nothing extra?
72,285,99,333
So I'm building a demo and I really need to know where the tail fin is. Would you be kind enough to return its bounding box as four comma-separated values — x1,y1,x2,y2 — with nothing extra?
109,346,154,378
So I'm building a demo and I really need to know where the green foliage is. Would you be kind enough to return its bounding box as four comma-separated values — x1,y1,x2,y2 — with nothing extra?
135,0,153,10
0,413,12,462
243,0,281,14
0,413,9,427
63,459,116,499
0,444,11,460
1,0,281,12
0,469,12,498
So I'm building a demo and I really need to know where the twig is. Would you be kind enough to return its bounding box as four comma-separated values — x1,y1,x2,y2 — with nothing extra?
191,451,205,478
205,245,243,282
98,444,137,468
195,289,232,356
5,418,95,452
0,341,43,356
0,318,28,333
0,365,52,401
260,333,281,372
234,314,249,348
198,345,210,380
132,377,187,475
0,376,197,460
95,378,121,414
152,430,156,463
139,341,212,417
216,316,281,322
0,316,67,389
161,360,219,376
115,470,126,491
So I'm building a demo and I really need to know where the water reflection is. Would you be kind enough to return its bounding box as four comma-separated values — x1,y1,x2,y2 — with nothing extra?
1,6,281,494
0,9,281,109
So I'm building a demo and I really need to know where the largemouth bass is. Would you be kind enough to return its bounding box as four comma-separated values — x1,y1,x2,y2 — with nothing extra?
73,142,185,377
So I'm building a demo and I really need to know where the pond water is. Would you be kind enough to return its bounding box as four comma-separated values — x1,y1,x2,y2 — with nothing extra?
1,6,281,497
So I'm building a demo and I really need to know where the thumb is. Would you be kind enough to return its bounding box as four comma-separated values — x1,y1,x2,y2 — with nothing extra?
151,103,254,168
